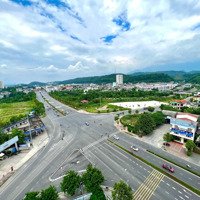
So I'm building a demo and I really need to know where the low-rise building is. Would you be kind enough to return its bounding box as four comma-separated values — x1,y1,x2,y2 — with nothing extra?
169,113,199,143
170,99,188,110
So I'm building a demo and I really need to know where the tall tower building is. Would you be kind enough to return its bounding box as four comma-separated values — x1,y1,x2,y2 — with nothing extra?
116,74,123,85
0,81,4,89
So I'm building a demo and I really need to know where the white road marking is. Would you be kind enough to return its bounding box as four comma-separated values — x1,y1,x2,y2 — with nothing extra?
178,191,182,194
172,187,176,190
185,195,189,199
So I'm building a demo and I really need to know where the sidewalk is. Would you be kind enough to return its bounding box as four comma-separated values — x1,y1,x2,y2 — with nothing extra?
0,131,49,186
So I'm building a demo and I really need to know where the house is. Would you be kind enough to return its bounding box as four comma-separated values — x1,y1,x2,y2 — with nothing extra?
169,112,199,143
170,99,188,110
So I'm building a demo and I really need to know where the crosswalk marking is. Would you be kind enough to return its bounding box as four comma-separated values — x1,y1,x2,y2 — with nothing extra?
133,169,164,200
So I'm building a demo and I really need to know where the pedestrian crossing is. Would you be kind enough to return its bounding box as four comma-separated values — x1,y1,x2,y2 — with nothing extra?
133,169,164,200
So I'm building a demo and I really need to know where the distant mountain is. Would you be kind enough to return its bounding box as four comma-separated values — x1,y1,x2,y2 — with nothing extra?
28,81,47,86
56,73,174,85
185,73,200,84
130,71,200,82
26,71,200,86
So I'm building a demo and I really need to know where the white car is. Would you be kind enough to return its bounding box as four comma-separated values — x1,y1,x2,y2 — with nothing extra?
131,145,139,151
85,122,89,126
113,135,119,140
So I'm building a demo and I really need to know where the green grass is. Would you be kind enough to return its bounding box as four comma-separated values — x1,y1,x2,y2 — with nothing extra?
0,101,35,127
120,114,139,126
108,140,200,196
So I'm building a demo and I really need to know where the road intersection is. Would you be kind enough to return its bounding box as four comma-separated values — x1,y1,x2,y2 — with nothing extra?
0,90,199,200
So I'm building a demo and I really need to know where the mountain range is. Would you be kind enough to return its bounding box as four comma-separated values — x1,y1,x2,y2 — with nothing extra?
27,71,200,86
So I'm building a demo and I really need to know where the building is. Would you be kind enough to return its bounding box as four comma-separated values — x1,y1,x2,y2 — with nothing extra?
0,81,4,89
116,74,123,85
170,99,188,110
169,113,199,143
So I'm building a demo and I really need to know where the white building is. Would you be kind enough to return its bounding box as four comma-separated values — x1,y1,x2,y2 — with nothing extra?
116,74,123,85
0,81,4,89
169,113,198,143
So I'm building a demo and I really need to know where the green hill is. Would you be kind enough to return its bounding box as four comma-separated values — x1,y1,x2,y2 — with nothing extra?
57,73,174,84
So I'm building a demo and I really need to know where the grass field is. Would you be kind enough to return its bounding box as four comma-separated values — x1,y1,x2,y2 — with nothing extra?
120,114,139,126
0,101,35,127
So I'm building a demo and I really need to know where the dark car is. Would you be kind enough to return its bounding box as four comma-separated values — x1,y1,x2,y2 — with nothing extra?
162,164,174,173
163,142,170,146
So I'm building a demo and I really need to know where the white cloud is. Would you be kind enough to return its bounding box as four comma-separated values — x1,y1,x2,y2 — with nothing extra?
0,0,200,84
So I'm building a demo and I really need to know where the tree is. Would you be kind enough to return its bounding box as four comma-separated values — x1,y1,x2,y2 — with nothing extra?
112,181,132,200
185,140,196,156
163,133,174,142
60,170,81,196
147,106,155,112
151,111,165,127
40,185,59,200
128,109,132,114
90,186,106,200
136,113,156,136
0,131,9,145
82,164,104,193
11,128,25,144
24,191,40,200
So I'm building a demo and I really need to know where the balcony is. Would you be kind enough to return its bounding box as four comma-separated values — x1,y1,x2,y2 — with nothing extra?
171,128,193,138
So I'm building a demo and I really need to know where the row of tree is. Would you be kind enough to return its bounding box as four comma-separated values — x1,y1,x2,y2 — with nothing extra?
24,164,133,200
0,91,36,104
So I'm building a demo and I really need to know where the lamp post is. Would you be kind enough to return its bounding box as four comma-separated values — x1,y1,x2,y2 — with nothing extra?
27,114,33,146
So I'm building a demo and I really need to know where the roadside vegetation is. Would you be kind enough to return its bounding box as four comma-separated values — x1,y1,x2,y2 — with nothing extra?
120,111,165,136
50,89,178,113
0,90,45,128
161,104,200,115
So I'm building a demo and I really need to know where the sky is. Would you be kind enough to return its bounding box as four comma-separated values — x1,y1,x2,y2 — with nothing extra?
0,0,200,84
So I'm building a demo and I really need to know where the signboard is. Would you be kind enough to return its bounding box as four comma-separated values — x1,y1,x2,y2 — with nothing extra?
0,136,19,152
170,118,196,129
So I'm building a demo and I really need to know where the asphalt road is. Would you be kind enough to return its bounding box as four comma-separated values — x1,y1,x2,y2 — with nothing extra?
110,133,200,190
0,90,199,200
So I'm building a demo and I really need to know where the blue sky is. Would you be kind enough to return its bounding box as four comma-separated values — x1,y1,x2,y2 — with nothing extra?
0,0,200,84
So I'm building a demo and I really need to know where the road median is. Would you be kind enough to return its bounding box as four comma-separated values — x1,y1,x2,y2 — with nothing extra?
146,149,200,177
108,139,200,196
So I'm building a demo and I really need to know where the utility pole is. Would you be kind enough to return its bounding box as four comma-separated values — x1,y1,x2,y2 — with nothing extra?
27,114,33,146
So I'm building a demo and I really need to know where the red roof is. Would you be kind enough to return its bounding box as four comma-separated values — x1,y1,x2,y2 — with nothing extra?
81,100,89,103
173,99,187,104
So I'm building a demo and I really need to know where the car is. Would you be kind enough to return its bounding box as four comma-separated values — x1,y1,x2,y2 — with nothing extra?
131,145,139,151
163,142,170,146
85,122,89,126
162,164,174,173
113,135,119,140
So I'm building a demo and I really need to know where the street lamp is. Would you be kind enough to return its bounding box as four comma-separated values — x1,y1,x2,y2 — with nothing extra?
27,113,33,146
